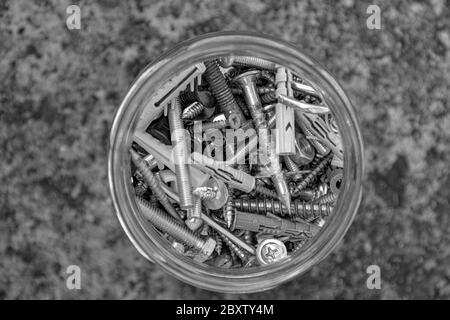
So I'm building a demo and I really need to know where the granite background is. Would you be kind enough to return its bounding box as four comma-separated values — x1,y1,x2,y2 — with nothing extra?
0,0,449,299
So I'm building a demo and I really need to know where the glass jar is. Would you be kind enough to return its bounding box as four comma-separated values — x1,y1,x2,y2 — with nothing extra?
108,31,364,293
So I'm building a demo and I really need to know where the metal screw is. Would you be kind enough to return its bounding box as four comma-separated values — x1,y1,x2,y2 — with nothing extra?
256,239,288,265
232,198,333,220
218,56,277,71
168,97,193,210
130,149,182,222
233,70,291,213
204,60,248,129
136,197,215,261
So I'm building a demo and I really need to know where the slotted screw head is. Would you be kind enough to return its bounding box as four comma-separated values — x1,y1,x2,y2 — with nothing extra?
256,239,288,265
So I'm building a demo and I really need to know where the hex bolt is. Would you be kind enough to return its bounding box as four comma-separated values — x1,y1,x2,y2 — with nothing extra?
292,153,332,195
136,197,215,261
204,60,248,129
232,198,333,220
291,133,316,166
168,97,194,210
218,56,277,71
130,149,182,222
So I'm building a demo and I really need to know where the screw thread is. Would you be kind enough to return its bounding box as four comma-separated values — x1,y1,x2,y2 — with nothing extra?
130,149,181,221
293,154,332,194
254,183,279,199
260,91,277,104
168,97,193,209
315,192,337,204
302,126,330,156
235,95,251,119
221,235,248,262
204,60,245,127
284,155,300,172
223,189,235,229
179,90,198,107
136,197,205,250
232,198,333,220
192,187,217,200
232,56,276,71
182,102,205,120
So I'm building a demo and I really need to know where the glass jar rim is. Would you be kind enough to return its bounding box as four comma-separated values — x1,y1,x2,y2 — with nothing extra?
108,31,364,293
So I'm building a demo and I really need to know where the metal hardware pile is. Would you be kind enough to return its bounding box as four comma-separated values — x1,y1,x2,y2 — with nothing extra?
129,56,344,268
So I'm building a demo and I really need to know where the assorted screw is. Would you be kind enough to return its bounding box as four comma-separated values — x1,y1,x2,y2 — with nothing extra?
130,55,345,269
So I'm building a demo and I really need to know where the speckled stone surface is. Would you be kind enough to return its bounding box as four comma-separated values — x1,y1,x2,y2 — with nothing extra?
1,0,449,299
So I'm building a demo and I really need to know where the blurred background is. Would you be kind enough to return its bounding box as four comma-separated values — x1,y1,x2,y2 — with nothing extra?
0,0,449,299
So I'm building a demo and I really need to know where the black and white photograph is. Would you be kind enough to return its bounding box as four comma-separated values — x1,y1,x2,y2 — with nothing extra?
0,0,449,305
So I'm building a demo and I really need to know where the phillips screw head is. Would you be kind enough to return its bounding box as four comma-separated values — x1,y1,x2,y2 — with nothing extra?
256,238,288,265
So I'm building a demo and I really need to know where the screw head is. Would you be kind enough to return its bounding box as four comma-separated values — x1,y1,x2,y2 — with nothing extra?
194,238,216,263
228,113,241,129
256,239,288,265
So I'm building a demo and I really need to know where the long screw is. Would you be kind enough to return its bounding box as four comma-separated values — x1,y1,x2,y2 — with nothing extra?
130,149,182,222
204,60,248,129
136,197,215,258
219,56,276,71
232,198,333,219
292,153,332,195
234,70,291,212
168,97,193,209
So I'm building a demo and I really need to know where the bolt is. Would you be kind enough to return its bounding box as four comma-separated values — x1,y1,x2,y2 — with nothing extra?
218,56,276,71
136,197,215,261
232,198,333,220
168,97,193,210
291,133,316,166
130,149,182,222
